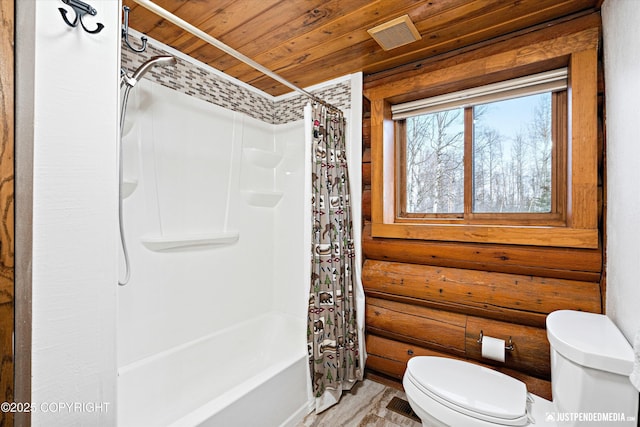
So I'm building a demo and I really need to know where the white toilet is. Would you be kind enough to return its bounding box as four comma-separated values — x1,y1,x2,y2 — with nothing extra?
403,310,639,426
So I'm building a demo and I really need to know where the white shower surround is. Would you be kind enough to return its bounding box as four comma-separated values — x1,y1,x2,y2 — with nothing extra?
119,312,309,427
117,73,363,426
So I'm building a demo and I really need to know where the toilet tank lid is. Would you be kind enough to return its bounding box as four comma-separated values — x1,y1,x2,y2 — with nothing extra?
546,310,634,375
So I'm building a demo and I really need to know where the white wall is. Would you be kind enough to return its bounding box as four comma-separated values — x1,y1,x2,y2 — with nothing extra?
602,0,640,341
17,0,120,425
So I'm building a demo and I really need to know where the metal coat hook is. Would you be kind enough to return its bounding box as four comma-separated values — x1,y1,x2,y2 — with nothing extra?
58,0,104,34
122,6,148,53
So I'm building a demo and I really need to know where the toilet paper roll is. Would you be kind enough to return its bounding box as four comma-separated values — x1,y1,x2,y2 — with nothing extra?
481,335,506,362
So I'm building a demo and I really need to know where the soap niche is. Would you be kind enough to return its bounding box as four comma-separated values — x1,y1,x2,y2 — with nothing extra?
241,146,284,208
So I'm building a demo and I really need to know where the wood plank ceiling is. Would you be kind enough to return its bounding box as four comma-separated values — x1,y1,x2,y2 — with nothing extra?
122,0,600,96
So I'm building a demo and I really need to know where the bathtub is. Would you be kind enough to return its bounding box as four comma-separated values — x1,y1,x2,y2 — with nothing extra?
118,312,311,427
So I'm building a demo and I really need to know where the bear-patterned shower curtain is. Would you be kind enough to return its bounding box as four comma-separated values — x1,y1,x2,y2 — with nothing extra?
308,103,362,413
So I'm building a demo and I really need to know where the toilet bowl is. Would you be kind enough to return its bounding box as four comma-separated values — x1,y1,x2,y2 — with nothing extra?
403,310,638,427
403,357,554,426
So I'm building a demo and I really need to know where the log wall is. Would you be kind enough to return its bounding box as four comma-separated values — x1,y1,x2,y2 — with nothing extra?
360,14,604,400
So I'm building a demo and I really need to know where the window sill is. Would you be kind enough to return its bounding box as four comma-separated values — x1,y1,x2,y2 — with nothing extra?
371,222,598,249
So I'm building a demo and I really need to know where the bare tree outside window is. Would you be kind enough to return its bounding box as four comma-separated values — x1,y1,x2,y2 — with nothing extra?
473,93,552,213
405,108,464,213
403,92,553,215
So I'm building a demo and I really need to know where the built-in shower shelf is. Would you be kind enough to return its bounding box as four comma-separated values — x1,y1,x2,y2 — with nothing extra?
141,231,239,251
242,190,284,207
121,180,138,199
243,148,283,168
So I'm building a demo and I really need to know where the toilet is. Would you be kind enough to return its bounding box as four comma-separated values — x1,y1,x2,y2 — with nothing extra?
403,310,639,426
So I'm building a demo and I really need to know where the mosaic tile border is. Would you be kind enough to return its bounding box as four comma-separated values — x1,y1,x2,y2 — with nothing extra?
273,80,352,124
121,34,351,125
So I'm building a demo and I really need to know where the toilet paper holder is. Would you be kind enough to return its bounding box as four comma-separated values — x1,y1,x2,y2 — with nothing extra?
477,330,514,351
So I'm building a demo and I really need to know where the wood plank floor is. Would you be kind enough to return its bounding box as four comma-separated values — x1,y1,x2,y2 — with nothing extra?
298,379,422,427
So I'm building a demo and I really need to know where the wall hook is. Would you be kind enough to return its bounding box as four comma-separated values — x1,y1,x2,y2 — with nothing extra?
122,6,148,53
58,0,104,34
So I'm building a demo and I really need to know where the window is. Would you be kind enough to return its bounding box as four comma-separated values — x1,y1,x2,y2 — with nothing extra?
402,107,465,215
364,25,599,248
472,94,554,214
394,70,567,225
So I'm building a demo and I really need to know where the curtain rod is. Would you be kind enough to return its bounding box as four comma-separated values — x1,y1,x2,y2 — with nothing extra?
131,0,343,113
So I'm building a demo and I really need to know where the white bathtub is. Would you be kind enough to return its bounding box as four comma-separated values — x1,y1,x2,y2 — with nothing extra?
118,312,311,427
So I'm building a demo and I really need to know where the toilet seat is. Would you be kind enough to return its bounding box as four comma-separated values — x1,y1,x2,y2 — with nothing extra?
406,357,529,426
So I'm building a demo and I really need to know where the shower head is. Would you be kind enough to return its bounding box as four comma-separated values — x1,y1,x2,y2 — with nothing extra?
122,55,177,88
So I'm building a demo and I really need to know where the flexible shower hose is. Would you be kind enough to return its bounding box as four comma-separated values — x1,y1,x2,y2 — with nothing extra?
118,85,132,286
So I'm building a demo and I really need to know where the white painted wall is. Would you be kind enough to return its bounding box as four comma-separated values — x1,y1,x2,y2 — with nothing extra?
17,0,120,425
602,0,640,341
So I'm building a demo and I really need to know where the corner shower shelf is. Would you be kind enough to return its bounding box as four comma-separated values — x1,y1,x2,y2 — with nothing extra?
120,179,138,199
243,148,283,168
141,231,239,251
241,190,284,207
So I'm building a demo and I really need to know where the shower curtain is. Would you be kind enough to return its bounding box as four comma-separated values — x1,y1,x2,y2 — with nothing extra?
308,103,362,413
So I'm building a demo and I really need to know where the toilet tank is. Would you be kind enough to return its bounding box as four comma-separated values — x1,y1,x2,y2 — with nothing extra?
546,310,638,425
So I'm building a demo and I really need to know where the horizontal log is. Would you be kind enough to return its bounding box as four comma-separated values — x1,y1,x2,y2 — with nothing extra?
362,223,601,282
362,260,601,324
365,334,450,379
465,316,550,380
365,334,552,400
362,190,371,221
362,119,371,148
362,163,371,186
366,298,550,379
365,290,547,328
366,354,405,381
362,147,371,163
366,298,466,355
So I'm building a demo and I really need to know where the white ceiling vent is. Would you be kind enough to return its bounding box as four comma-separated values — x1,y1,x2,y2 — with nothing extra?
367,15,422,51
